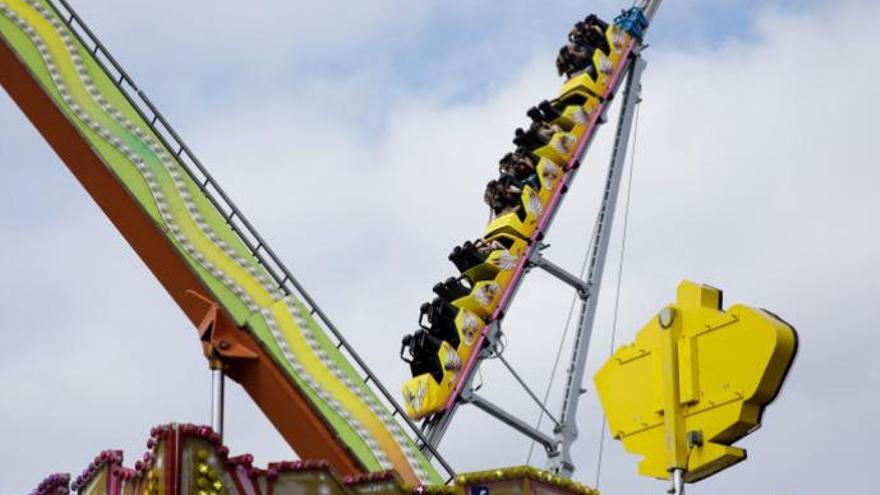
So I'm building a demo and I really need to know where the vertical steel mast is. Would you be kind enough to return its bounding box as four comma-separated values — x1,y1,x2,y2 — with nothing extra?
546,54,645,477
546,0,663,478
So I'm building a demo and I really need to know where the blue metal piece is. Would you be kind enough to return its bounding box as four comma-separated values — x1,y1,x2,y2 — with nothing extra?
614,7,649,41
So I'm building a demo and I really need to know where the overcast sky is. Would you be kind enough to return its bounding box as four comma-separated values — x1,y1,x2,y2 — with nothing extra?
1,0,878,494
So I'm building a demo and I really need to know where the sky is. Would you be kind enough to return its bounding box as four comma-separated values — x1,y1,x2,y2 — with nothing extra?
1,0,878,494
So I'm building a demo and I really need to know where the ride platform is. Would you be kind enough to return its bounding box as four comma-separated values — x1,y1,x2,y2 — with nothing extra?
31,424,597,495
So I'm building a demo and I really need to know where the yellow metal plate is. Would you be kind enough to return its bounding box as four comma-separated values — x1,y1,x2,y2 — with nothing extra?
594,281,797,482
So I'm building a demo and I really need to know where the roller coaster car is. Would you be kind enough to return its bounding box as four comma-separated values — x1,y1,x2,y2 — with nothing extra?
513,116,578,166
534,130,579,166
547,93,602,139
449,240,488,273
417,299,488,365
453,242,528,317
432,276,473,303
461,233,528,285
401,331,445,382
420,298,461,349
484,185,544,240
559,24,632,99
402,242,525,419
402,306,486,419
402,339,462,419
452,239,527,316
450,278,504,320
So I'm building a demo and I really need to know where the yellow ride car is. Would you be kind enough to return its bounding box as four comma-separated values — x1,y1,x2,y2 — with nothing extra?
484,185,544,240
560,24,631,99
402,237,526,419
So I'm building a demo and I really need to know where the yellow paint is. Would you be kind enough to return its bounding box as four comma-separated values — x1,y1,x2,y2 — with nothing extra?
534,132,578,165
483,186,543,240
269,301,416,481
6,1,278,311
594,281,797,483
606,24,631,67
462,234,527,285
453,308,484,364
452,280,503,319
559,68,607,100
402,342,460,419
552,96,601,139
657,305,688,470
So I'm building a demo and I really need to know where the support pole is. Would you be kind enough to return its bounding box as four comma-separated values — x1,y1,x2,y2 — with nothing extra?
640,0,665,23
669,468,685,495
462,390,559,455
421,321,501,454
530,252,590,297
546,55,647,478
211,365,225,439
658,306,688,474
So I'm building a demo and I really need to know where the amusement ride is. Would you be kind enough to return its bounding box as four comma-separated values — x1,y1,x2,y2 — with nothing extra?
0,0,798,494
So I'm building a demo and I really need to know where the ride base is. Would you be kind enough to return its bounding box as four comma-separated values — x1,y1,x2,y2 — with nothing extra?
29,424,598,495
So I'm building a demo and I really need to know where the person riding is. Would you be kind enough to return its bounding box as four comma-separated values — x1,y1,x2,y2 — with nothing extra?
528,100,563,124
514,121,565,152
537,99,564,122
432,276,472,303
556,43,595,79
449,240,480,273
569,14,610,55
483,175,524,219
534,121,564,144
499,151,540,190
504,151,537,176
527,106,546,124
448,238,507,273
558,14,612,79
400,330,444,381
419,297,461,348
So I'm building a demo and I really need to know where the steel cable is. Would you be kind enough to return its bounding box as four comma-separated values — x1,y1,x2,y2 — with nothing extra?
595,99,641,489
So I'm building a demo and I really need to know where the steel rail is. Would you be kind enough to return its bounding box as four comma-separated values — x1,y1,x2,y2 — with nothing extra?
423,42,642,452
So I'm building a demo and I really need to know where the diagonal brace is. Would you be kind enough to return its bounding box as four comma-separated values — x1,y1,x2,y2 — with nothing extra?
461,389,559,455
529,252,589,298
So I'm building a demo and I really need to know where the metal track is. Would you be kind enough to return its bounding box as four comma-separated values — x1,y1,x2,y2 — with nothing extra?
45,0,455,480
548,55,646,477
422,48,641,453
422,0,664,468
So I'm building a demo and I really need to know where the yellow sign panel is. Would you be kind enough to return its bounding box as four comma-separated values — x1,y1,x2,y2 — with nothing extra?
594,281,797,482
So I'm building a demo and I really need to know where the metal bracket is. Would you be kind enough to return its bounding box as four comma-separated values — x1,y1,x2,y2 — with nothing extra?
187,289,258,364
529,250,589,298
460,388,559,455
481,321,503,356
